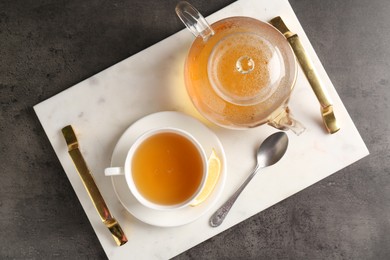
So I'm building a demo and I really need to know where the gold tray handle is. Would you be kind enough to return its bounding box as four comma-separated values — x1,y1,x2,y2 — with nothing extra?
62,125,128,246
270,16,340,134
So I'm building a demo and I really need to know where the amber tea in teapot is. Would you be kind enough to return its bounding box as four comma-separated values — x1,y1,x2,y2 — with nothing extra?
176,2,304,134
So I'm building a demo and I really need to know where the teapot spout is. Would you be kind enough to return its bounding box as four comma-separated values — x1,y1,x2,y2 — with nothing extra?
176,1,214,41
268,106,305,135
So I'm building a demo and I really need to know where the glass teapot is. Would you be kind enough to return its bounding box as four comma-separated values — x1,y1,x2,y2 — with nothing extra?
176,1,304,134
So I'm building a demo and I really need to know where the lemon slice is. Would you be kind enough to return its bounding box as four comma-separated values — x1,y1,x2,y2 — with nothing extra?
191,149,221,207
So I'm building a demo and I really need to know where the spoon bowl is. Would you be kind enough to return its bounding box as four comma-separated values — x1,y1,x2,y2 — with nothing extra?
256,132,289,167
209,131,288,227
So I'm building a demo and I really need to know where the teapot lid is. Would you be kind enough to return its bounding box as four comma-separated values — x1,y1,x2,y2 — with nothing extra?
208,32,285,106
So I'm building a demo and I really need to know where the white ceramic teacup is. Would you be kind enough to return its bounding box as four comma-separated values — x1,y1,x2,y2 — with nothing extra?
105,127,208,211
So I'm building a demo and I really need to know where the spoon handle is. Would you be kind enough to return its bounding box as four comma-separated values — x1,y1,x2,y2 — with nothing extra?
209,164,260,227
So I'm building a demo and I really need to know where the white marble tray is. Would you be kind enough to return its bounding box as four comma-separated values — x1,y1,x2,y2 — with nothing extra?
34,0,369,259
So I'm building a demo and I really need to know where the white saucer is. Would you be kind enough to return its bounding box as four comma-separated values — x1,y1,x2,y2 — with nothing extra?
109,111,227,227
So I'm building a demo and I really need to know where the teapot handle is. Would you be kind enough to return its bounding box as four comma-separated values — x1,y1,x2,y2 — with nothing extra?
175,1,214,41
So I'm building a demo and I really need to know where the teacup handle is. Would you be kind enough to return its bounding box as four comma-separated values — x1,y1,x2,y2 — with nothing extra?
104,167,125,176
175,1,214,41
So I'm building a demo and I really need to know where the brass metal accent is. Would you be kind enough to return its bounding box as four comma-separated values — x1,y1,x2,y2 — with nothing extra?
270,16,340,134
62,125,128,246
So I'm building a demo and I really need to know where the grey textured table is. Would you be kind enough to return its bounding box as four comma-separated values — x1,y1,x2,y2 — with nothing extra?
1,0,389,259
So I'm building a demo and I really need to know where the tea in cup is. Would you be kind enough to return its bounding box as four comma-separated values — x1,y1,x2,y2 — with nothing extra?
105,127,208,210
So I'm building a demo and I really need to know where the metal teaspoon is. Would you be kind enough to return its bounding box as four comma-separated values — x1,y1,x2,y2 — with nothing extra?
209,132,289,227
